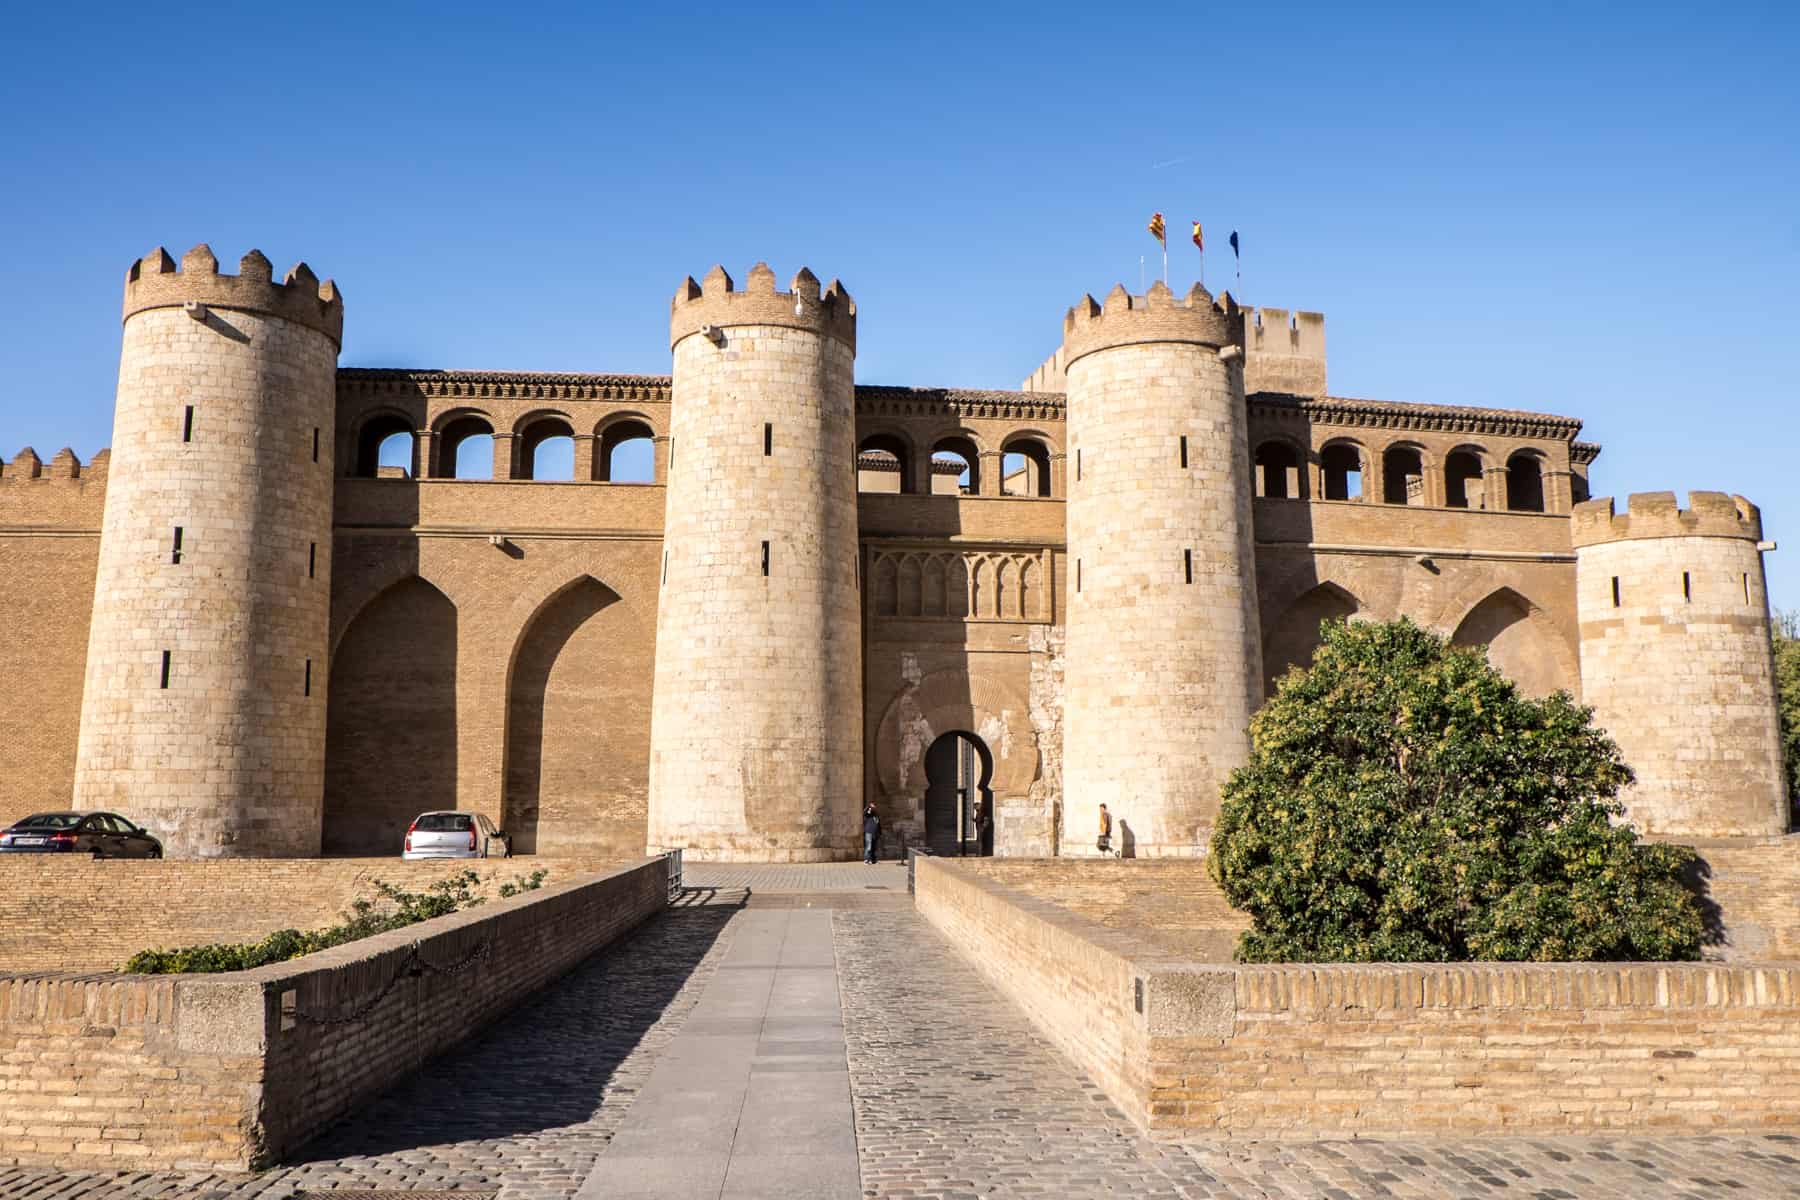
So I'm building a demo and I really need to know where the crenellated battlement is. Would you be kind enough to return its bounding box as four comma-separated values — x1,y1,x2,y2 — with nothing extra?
1571,490,1764,547
0,446,103,483
1244,306,1327,397
669,262,856,351
123,244,344,346
1060,280,1243,366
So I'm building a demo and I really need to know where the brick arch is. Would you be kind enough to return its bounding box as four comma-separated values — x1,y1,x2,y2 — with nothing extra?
873,667,1039,810
1446,584,1579,698
331,564,467,660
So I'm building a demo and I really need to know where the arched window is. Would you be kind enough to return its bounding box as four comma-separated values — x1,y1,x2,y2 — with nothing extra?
930,436,980,496
517,417,574,481
437,416,494,480
353,414,415,478
1320,442,1363,501
858,433,913,494
1000,437,1052,497
1253,441,1303,499
1382,444,1425,506
598,420,655,483
1507,452,1545,512
1445,450,1485,509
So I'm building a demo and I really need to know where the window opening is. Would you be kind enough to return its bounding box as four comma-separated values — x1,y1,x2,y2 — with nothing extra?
159,650,171,689
1321,444,1363,501
171,527,183,565
308,542,316,579
764,422,772,456
312,428,320,463
1682,571,1691,602
761,540,770,577
1184,548,1193,584
182,406,194,443
1179,436,1189,468
662,551,668,585
1612,576,1621,608
1744,573,1751,604
1076,558,1082,593
304,659,312,697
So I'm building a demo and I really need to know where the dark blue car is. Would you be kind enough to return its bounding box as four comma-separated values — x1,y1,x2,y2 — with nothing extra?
0,811,163,858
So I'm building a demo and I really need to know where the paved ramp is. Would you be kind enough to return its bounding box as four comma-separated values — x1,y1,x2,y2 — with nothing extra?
578,909,858,1200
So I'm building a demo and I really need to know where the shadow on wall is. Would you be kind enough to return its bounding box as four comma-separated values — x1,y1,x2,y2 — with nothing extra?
285,898,740,1164
324,569,458,856
504,576,648,856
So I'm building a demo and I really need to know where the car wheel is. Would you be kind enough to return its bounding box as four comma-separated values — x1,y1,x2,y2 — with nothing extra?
90,848,103,860
148,847,162,860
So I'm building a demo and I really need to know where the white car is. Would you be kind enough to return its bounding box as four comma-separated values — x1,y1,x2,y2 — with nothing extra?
402,811,508,860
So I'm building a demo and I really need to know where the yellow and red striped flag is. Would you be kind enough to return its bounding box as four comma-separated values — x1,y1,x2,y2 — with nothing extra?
1191,220,1204,252
1147,212,1166,247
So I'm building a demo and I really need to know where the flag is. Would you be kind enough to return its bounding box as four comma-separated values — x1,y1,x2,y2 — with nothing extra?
1191,220,1204,252
1229,230,1240,260
1147,212,1166,247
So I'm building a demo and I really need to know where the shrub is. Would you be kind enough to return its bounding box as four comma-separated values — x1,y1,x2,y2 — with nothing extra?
1210,618,1703,963
1774,609,1799,815
126,869,500,974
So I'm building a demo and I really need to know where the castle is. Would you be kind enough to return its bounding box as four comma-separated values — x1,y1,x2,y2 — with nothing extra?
0,245,1787,860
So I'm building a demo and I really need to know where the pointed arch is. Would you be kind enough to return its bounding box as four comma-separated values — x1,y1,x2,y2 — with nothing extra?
1451,586,1577,698
898,555,923,617
995,557,1017,619
873,556,899,617
324,576,459,855
1262,580,1361,700
922,555,947,617
503,574,648,855
1020,558,1042,620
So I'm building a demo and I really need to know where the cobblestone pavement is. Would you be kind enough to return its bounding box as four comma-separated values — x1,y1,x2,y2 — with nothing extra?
834,907,1800,1199
9,888,1800,1199
0,895,742,1200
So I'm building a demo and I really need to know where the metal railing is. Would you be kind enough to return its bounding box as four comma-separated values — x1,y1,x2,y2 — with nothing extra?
664,847,683,900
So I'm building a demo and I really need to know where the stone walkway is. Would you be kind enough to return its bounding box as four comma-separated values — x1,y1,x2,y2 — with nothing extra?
5,873,1800,1199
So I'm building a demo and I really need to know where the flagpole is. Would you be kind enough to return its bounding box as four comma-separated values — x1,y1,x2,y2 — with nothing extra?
1139,256,1145,292
1162,246,1168,286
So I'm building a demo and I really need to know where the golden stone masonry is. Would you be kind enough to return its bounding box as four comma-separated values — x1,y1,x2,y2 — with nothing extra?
0,245,1786,858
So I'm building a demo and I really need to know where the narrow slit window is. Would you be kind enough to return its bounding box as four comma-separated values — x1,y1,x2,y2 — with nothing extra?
761,540,770,577
1179,436,1189,468
1682,571,1691,602
182,406,194,443
763,423,772,457
303,659,312,697
662,551,668,585
307,542,316,579
159,650,171,689
1076,448,1081,481
1076,558,1082,593
1611,576,1621,608
312,428,320,463
1744,572,1751,604
171,527,183,565
1184,548,1193,583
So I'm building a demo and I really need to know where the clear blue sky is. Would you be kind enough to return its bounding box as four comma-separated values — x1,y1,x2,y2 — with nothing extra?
3,1,1795,607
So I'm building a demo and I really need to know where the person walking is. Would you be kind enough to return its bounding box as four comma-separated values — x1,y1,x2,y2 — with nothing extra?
863,803,881,864
1096,803,1113,856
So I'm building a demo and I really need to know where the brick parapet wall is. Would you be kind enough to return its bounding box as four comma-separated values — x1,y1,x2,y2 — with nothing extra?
0,857,668,1171
915,856,1800,1139
0,856,622,974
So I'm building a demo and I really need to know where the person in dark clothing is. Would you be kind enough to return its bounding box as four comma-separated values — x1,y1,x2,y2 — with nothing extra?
863,804,881,864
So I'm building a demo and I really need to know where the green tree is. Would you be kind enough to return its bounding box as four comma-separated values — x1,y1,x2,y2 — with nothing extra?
1775,608,1800,813
1210,618,1702,963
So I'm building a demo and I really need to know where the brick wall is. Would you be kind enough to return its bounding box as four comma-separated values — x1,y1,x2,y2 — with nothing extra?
0,856,668,1171
916,856,1800,1139
0,856,621,974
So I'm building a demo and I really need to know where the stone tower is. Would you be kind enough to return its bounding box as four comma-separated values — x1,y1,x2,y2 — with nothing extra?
73,246,342,857
1573,491,1788,837
1060,282,1262,857
646,264,862,861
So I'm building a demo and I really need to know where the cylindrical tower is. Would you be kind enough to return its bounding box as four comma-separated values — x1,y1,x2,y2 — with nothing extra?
646,263,862,861
1573,490,1787,837
1061,281,1262,857
74,245,342,857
